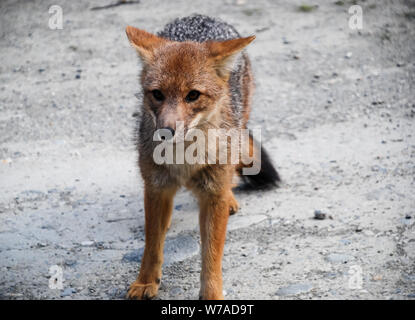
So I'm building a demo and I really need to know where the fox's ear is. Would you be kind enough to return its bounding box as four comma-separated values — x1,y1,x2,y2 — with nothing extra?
125,26,167,63
207,36,255,78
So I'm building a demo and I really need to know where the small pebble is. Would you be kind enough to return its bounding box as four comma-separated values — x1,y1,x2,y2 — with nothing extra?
276,283,312,296
64,259,77,267
60,287,76,297
314,210,326,220
81,241,94,247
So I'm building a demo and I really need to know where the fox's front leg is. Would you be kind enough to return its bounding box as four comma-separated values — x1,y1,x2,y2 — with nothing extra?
198,191,231,300
127,185,176,300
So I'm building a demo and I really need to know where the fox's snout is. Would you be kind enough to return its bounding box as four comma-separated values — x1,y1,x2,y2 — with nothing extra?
156,107,182,137
162,127,175,137
158,126,175,140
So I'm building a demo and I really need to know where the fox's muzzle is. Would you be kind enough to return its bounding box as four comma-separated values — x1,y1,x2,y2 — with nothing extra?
160,127,175,139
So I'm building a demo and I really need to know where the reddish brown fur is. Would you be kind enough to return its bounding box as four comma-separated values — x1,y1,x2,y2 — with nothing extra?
125,26,255,300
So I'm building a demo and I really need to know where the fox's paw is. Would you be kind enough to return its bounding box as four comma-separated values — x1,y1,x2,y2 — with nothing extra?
199,289,224,300
127,280,159,300
228,193,239,215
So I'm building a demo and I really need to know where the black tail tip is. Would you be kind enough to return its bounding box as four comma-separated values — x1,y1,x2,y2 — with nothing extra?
237,144,280,191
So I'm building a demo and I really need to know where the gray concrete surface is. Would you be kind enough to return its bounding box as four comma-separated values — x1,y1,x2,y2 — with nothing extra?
0,0,414,300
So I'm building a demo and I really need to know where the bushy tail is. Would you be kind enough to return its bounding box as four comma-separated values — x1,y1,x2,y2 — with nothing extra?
236,132,280,190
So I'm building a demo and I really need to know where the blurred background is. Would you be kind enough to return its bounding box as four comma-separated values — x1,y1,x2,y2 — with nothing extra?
0,0,414,299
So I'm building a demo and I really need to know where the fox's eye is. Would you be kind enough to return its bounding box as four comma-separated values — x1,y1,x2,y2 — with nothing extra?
185,90,200,102
152,90,164,101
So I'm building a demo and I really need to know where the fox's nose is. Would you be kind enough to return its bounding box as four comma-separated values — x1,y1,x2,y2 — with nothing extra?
161,127,175,139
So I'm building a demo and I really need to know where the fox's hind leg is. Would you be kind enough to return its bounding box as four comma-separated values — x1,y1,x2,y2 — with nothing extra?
228,190,239,215
127,185,177,300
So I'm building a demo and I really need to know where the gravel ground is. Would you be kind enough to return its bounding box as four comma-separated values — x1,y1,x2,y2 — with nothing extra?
0,0,414,300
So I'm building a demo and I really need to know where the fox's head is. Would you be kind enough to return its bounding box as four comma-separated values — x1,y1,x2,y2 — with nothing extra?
126,26,254,137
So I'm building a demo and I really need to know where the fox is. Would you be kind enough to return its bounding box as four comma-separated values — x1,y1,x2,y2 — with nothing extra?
125,14,280,300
